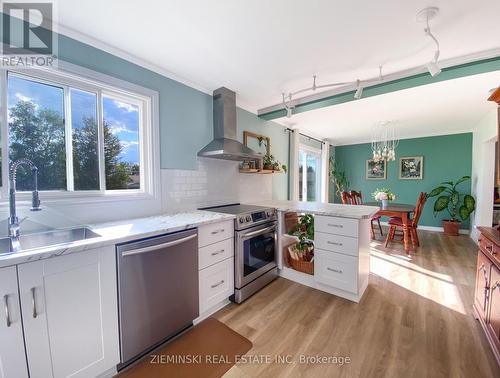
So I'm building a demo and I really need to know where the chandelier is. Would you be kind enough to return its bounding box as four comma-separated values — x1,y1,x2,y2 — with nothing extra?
371,122,399,162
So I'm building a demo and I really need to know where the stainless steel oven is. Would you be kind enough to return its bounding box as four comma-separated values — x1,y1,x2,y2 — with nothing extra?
200,204,279,303
236,222,277,288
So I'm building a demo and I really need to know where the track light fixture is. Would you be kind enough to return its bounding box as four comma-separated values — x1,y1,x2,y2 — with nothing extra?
278,7,443,118
418,7,441,77
354,80,363,100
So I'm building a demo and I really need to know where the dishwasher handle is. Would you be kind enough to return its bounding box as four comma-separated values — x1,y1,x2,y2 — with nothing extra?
121,234,197,257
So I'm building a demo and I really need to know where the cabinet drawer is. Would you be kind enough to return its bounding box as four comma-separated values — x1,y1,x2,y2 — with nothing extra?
314,249,358,294
315,215,358,237
198,220,234,248
480,236,495,256
199,258,234,313
199,238,234,270
314,231,358,257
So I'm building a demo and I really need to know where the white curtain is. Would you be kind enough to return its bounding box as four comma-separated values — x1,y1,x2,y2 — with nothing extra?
320,142,330,203
289,129,300,201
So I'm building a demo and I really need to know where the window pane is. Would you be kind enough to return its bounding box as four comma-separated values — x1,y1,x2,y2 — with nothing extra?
71,89,100,190
306,154,318,202
8,75,66,191
299,150,304,201
102,96,140,190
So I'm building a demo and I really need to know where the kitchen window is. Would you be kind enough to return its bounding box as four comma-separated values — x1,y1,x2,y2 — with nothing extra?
0,64,159,201
298,144,322,202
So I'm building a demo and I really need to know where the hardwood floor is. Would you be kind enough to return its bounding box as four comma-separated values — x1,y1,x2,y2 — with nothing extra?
214,230,499,378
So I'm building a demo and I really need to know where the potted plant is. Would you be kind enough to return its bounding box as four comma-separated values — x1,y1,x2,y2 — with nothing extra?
427,176,476,236
372,188,396,209
263,153,287,173
288,214,314,262
329,158,350,199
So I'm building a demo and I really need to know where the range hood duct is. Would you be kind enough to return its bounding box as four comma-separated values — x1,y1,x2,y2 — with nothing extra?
198,87,261,161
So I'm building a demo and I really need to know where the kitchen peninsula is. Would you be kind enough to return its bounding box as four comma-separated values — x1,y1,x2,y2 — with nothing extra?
253,200,378,302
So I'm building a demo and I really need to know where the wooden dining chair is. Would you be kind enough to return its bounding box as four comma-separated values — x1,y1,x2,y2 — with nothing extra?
350,190,383,239
340,191,352,205
384,192,427,248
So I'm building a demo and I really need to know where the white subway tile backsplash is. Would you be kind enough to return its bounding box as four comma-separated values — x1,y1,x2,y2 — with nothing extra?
162,157,272,211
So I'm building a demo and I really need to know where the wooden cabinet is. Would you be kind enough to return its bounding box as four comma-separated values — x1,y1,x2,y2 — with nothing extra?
475,250,492,320
487,87,500,186
475,227,500,366
0,266,29,378
488,265,500,352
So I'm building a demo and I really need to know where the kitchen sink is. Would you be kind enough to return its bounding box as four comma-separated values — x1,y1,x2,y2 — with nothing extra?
0,227,101,255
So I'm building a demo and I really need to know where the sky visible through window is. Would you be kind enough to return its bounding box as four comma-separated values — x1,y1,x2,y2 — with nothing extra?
102,96,140,165
8,76,140,165
7,74,142,191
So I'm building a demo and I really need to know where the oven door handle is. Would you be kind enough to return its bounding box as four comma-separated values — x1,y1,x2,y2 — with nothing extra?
240,225,276,239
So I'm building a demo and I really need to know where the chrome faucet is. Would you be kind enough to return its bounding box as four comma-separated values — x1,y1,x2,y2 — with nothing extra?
9,159,41,249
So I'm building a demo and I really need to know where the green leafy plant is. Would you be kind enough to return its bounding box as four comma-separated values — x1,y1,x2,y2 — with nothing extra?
263,153,287,173
427,176,476,222
329,157,349,198
288,214,314,252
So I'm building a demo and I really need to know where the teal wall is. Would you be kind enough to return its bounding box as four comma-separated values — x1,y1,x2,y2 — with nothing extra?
333,133,473,229
57,34,213,170
236,108,289,200
1,13,289,199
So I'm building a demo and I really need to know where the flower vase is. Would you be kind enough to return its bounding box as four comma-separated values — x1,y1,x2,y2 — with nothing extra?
381,199,389,209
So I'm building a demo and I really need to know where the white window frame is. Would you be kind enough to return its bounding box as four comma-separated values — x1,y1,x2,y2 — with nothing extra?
299,143,322,202
0,61,161,205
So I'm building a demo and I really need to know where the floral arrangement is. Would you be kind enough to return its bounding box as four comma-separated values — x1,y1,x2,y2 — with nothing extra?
372,188,396,201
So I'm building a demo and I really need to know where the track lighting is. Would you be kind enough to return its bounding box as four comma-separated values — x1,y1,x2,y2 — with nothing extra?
276,8,444,118
426,61,441,77
354,80,363,100
418,7,441,77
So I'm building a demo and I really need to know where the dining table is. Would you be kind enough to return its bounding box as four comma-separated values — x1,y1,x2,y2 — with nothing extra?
364,202,416,254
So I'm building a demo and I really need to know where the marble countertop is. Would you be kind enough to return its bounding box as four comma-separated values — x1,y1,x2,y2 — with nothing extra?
251,200,379,219
0,210,235,268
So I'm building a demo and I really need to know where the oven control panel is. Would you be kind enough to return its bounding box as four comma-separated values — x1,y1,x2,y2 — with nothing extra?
238,209,276,227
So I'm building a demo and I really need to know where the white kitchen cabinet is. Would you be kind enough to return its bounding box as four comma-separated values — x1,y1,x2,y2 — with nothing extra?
313,216,371,303
0,266,29,378
199,257,234,314
17,246,120,378
198,220,234,248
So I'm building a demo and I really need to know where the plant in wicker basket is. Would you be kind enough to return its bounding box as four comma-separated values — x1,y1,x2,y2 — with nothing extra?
288,214,314,262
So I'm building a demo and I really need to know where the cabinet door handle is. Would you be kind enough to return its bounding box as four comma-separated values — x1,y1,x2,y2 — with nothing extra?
211,229,225,235
31,287,38,319
478,263,489,286
486,245,493,253
327,267,343,274
211,249,225,256
327,241,343,246
327,224,343,228
3,294,11,327
211,280,225,288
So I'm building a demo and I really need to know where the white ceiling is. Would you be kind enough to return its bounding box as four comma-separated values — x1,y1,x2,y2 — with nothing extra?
56,0,500,112
274,70,500,145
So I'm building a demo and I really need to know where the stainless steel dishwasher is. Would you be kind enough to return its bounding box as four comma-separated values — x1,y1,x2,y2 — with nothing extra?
116,228,199,369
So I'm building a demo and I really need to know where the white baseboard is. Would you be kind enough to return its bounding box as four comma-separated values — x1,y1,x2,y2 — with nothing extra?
380,221,470,235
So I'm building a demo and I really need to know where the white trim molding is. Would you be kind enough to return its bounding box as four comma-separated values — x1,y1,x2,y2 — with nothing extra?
0,60,161,206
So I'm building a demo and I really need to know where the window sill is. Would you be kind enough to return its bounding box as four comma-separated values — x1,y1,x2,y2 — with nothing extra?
0,190,159,207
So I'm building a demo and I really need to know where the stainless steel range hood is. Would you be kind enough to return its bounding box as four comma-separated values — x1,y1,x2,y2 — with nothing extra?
198,87,261,161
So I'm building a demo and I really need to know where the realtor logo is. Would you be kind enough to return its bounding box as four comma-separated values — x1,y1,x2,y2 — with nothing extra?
1,1,57,67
